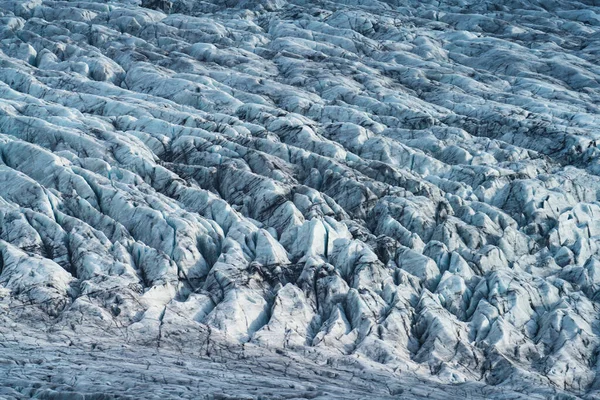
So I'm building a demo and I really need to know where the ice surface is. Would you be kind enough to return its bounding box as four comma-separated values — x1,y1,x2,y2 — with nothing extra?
0,0,599,398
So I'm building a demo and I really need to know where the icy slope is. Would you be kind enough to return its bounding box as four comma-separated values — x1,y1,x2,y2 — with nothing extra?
0,0,600,398
0,323,544,400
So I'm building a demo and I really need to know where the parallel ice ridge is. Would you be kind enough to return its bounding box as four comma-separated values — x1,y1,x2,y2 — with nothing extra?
0,0,599,398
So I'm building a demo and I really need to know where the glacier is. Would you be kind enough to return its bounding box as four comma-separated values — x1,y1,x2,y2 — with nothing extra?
0,0,600,398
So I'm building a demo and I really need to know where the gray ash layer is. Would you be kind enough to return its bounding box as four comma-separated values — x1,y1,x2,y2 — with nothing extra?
0,0,599,398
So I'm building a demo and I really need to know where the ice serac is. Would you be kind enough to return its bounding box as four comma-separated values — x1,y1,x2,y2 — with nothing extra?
0,0,599,398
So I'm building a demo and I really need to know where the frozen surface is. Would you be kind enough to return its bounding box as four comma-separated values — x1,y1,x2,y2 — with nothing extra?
0,0,599,398
0,322,540,399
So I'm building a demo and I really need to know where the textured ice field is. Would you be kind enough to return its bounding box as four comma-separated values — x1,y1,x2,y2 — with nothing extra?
0,0,599,398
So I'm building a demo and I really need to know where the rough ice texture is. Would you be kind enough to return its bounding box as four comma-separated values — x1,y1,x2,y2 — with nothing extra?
0,0,599,398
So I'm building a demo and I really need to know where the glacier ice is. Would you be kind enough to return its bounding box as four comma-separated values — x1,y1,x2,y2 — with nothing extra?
0,0,600,398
